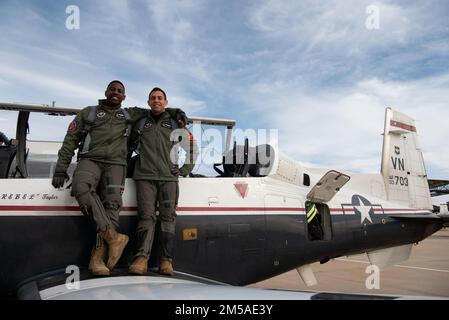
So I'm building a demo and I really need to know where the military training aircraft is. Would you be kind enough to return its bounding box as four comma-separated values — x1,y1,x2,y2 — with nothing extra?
0,102,448,299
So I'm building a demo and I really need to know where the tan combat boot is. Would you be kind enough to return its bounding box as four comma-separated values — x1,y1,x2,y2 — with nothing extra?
88,245,110,276
159,260,174,276
128,256,148,275
100,228,129,270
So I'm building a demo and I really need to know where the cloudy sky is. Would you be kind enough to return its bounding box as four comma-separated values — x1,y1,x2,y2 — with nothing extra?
0,1,448,193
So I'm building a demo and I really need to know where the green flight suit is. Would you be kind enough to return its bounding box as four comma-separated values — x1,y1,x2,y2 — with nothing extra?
54,100,181,234
132,110,198,263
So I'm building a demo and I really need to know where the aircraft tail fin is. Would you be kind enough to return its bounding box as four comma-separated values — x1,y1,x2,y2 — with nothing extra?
380,108,432,209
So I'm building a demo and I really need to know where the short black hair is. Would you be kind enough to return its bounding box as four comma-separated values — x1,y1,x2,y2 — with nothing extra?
107,80,125,91
149,87,167,100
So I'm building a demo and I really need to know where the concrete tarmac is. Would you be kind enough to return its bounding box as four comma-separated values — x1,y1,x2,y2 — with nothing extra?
249,228,449,298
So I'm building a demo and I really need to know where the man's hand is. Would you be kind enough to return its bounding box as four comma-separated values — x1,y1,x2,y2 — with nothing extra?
166,108,188,127
176,109,188,128
170,164,180,177
52,172,69,188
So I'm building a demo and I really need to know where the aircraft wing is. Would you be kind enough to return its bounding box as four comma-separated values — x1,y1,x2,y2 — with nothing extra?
0,102,236,127
0,102,80,115
17,270,443,300
428,179,449,189
428,179,449,196
34,276,318,300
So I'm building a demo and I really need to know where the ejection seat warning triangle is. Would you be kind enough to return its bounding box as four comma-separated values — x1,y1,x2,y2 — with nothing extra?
234,182,248,199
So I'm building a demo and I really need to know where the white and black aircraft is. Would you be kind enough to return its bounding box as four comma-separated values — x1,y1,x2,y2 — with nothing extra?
0,102,448,299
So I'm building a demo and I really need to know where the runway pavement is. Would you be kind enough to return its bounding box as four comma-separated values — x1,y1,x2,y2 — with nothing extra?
249,228,449,298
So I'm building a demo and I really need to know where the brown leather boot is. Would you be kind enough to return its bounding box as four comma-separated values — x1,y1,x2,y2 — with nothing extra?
159,260,174,276
88,245,110,276
128,256,148,275
100,228,129,270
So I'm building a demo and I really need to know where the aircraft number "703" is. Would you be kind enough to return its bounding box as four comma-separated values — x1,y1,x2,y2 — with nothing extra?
389,175,408,186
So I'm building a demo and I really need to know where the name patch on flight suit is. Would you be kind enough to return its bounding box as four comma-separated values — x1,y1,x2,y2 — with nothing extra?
115,111,126,120
161,121,173,129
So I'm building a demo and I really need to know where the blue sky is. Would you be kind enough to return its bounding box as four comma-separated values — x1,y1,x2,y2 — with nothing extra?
0,1,449,192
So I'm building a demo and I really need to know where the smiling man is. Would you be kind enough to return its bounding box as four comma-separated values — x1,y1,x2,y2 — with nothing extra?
128,87,198,276
51,81,187,276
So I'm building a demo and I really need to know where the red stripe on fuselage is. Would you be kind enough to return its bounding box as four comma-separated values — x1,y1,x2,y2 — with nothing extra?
0,205,428,213
0,206,303,212
330,208,422,212
177,207,305,212
0,206,137,212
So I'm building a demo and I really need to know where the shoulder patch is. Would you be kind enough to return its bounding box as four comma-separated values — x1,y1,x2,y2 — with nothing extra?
187,130,195,142
144,120,153,129
68,120,77,132
97,111,106,118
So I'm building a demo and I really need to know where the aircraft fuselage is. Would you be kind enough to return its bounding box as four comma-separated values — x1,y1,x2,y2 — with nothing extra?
0,176,441,298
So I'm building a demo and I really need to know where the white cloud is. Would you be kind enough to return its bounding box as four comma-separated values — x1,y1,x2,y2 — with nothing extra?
0,78,10,86
139,0,212,84
247,0,426,48
0,64,100,101
123,47,211,84
0,0,447,181
234,0,449,178
99,0,131,20
169,95,206,114
242,0,449,90
146,0,204,40
242,73,449,177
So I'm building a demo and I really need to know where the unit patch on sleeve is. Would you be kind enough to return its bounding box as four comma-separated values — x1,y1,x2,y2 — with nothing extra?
67,120,77,132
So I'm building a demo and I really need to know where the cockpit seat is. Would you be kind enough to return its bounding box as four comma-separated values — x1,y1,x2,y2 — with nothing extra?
215,143,274,177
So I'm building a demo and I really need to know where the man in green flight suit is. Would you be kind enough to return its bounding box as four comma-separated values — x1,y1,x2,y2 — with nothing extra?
52,80,186,276
128,87,198,276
